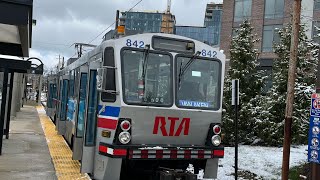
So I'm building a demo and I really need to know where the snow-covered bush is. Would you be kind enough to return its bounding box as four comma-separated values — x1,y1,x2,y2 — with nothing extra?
258,24,319,145
223,21,319,146
223,20,265,144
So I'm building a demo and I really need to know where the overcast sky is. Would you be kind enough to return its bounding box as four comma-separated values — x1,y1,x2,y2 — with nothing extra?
30,0,223,68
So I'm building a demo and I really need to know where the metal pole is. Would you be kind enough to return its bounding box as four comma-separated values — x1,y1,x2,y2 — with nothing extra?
5,72,14,139
38,75,42,105
235,84,238,180
115,10,120,38
115,10,119,29
232,79,239,180
0,70,9,155
282,0,301,179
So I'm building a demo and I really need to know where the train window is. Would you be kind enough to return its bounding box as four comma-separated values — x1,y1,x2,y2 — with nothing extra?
176,55,221,110
58,80,63,118
60,79,69,121
48,84,52,108
52,84,57,107
121,48,173,107
103,47,115,67
69,70,75,97
74,68,80,96
85,70,98,146
48,84,56,108
76,73,88,138
102,47,116,102
67,70,75,121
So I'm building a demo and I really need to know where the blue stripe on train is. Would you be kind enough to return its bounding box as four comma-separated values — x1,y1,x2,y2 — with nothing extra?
98,105,120,117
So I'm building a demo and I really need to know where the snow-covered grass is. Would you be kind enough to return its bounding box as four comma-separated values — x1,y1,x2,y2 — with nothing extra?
214,145,308,179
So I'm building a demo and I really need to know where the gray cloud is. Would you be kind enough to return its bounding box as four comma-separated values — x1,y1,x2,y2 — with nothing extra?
34,0,128,23
31,0,222,67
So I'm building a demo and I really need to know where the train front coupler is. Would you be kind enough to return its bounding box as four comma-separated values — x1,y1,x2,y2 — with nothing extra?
157,167,197,180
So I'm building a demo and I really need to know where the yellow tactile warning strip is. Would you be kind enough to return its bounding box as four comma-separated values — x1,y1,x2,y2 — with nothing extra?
36,106,91,180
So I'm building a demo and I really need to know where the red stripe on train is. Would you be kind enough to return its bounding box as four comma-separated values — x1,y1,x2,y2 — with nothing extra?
99,145,108,153
97,117,118,130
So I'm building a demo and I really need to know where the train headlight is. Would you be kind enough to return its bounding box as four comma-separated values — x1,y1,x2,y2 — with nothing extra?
118,132,131,144
211,135,221,146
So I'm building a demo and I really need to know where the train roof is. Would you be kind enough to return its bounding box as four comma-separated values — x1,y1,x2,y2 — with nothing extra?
60,33,226,73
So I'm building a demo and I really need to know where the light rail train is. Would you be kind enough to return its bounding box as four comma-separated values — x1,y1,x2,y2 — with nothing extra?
46,33,226,180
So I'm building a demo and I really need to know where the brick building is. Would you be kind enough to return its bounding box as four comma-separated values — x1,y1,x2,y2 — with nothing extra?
220,0,315,89
313,1,320,43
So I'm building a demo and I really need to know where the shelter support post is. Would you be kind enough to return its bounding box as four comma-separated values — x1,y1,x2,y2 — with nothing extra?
0,70,9,155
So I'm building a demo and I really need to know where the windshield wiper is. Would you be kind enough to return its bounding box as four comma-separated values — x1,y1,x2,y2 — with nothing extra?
178,51,201,90
141,44,150,98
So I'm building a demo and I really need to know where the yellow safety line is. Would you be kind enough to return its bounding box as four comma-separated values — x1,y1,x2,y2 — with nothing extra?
36,106,91,180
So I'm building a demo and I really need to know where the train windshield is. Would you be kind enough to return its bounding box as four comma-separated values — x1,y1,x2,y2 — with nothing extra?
121,49,172,106
176,55,221,110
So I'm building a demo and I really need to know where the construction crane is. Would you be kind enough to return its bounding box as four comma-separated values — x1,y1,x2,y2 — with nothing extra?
166,0,171,13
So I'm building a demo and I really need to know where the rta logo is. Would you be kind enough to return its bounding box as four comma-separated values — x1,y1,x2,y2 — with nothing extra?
153,116,190,136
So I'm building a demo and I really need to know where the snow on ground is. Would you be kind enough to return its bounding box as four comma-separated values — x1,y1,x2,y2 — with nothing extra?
213,145,308,179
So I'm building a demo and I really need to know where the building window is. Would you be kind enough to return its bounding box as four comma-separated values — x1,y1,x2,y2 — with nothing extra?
313,21,320,44
315,0,320,10
264,0,284,19
258,66,273,93
234,0,252,22
262,25,282,52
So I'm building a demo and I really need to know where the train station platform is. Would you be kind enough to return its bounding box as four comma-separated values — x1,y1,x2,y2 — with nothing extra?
0,105,90,180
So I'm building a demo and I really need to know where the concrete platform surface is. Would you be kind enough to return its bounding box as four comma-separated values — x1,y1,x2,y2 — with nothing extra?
0,106,57,180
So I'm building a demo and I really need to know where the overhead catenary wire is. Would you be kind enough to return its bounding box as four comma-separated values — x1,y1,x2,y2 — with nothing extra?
87,0,143,44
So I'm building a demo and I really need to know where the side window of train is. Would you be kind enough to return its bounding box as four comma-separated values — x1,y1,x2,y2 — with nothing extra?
101,47,116,102
69,70,75,97
74,68,80,96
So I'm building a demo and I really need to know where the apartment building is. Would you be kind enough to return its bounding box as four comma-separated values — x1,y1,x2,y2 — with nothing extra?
220,0,315,89
204,3,223,45
175,3,222,46
313,1,320,42
175,26,217,46
119,11,175,34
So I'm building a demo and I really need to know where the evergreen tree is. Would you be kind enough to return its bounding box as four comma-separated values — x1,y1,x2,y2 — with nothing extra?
223,20,265,144
258,24,319,145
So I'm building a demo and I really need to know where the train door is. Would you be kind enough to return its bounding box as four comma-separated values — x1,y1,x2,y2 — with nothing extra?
73,64,89,160
56,74,68,135
55,79,61,130
52,82,57,124
81,57,101,173
46,78,57,123
46,83,54,117
65,70,76,145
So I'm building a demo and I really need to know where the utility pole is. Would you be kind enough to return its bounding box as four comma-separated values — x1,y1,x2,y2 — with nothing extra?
74,43,96,58
281,0,301,179
56,55,61,70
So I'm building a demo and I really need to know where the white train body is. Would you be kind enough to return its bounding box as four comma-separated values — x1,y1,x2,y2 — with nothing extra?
47,33,226,180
